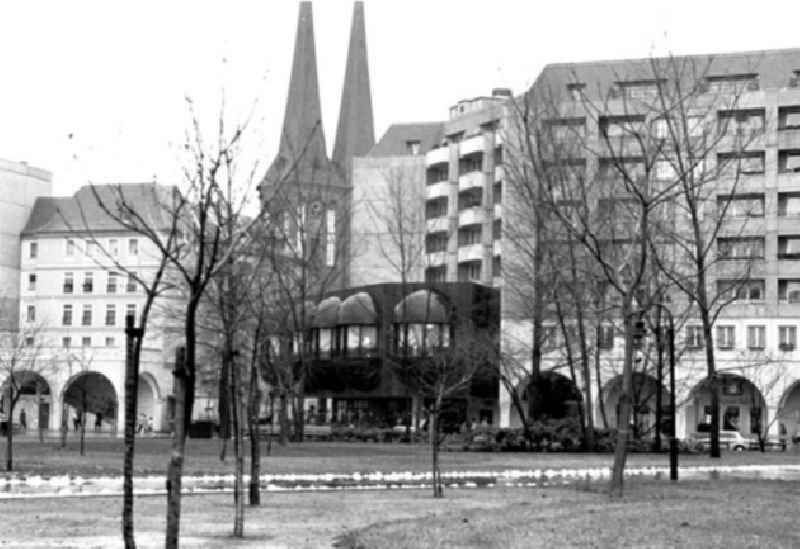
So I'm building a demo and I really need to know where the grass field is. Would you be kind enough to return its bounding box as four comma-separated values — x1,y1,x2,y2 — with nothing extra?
0,479,797,548
0,437,798,477
1,436,798,477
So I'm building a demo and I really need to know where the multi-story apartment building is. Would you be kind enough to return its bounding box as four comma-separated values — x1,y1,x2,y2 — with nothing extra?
18,184,178,433
501,48,800,440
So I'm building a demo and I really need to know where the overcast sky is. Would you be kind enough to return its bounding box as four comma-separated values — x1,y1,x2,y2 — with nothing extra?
1,0,799,197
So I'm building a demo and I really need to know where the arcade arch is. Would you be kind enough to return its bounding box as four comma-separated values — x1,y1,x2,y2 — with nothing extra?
685,374,765,436
524,371,582,421
603,373,669,438
62,371,118,433
1,371,52,430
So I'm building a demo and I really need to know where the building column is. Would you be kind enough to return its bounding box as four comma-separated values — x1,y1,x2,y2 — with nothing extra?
499,383,512,428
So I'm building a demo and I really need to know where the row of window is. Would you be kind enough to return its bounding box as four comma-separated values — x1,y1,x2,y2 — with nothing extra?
542,324,800,351
423,257,502,283
28,238,139,259
568,74,770,101
31,271,139,295
426,147,503,182
290,323,452,359
25,303,138,326
23,335,118,349
716,236,800,260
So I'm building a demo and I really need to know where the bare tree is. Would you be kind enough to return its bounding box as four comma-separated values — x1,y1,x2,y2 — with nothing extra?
0,324,51,471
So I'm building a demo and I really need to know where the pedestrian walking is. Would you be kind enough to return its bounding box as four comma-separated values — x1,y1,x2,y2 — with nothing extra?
19,409,27,433
95,413,102,432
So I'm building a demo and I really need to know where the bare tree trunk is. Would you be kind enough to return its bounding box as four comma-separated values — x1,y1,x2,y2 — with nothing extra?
500,375,533,446
165,347,187,549
60,404,68,448
431,404,443,499
80,392,86,457
610,305,635,498
594,326,609,429
248,357,262,505
230,352,244,537
5,393,15,471
122,317,142,549
278,393,289,446
36,384,44,444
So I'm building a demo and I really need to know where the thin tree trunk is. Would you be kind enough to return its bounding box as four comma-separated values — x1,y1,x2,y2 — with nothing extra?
165,346,187,549
278,393,289,446
80,392,86,457
431,405,443,498
60,404,68,448
36,384,44,444
5,393,15,471
248,355,262,505
230,351,244,537
594,324,609,429
122,316,142,549
610,305,635,498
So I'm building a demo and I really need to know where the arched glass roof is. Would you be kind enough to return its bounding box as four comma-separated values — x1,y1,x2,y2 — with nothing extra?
393,290,450,324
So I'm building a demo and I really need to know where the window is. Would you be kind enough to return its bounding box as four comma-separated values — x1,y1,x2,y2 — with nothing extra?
598,158,645,181
62,304,73,326
723,406,741,430
747,325,766,350
426,165,448,185
425,266,447,283
86,240,97,257
493,181,502,205
688,115,706,137
717,279,765,302
717,326,735,349
105,304,116,327
105,337,115,347
718,194,764,217
655,159,676,180
457,261,481,282
685,325,704,349
457,225,482,246
126,273,137,293
492,256,501,277
126,304,136,321
24,337,34,347
652,118,670,139
600,115,645,138
109,239,119,256
779,106,800,130
395,323,450,357
717,237,764,259
425,198,448,219
779,150,800,173
326,209,336,267
406,140,421,155
128,238,139,256
546,117,586,140
542,325,558,350
29,242,38,259
617,79,661,99
107,271,118,293
779,279,800,302
718,151,765,175
779,326,797,351
566,82,585,101
458,153,482,175
493,220,502,240
779,193,800,216
27,273,36,291
62,337,71,349
63,272,74,294
457,188,482,210
26,305,35,323
717,108,765,135
598,325,614,350
82,336,91,348
83,272,93,294
66,239,75,257
425,232,449,253
778,236,800,259
82,304,92,326
707,74,759,94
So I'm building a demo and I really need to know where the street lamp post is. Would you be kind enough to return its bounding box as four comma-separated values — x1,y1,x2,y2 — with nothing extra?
654,304,678,482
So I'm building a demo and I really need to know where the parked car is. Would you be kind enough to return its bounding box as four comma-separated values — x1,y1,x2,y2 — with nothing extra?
690,430,753,452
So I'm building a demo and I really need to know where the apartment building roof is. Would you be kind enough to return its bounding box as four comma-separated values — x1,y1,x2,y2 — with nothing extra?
368,122,444,157
21,183,177,236
538,48,800,96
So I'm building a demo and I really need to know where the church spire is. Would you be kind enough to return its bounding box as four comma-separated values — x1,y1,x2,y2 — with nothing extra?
332,1,375,182
268,1,329,184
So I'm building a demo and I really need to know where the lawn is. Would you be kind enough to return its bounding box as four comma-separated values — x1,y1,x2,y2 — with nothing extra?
1,437,799,476
0,479,797,548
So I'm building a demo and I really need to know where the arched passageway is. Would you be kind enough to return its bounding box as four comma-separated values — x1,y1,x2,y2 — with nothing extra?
603,373,669,438
686,374,765,436
1,371,52,431
63,372,118,433
525,371,582,421
137,374,158,431
778,382,800,444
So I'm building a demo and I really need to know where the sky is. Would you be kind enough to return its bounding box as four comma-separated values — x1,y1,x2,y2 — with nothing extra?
1,0,799,197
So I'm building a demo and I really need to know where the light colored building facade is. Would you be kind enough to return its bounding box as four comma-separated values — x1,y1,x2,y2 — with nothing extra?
501,48,800,441
0,159,52,332
17,184,178,434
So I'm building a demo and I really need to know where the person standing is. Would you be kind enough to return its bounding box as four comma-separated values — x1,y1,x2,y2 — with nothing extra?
95,413,102,432
19,409,27,433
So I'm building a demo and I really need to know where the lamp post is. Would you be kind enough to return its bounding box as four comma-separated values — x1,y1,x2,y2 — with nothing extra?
653,304,678,482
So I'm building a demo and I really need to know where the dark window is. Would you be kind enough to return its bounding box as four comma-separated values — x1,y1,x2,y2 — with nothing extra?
425,198,448,219
778,236,800,259
457,261,481,282
458,153,482,175
457,188,482,210
425,266,446,283
717,194,764,217
717,237,764,259
779,106,800,130
779,150,800,173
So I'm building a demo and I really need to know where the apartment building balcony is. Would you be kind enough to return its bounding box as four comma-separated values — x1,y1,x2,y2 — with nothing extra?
426,181,450,199
458,171,484,191
425,146,449,167
459,135,485,157
426,217,449,233
777,216,800,234
425,251,447,266
457,243,483,263
494,203,502,218
458,207,485,226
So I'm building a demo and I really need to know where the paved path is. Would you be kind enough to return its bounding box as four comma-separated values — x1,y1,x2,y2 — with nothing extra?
2,463,800,499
